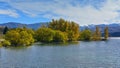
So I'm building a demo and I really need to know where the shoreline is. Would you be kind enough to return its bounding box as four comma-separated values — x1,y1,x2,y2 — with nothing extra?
108,37,120,39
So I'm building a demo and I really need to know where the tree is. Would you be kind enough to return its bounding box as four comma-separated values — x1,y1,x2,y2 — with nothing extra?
2,40,11,47
19,31,34,45
104,26,109,40
68,22,79,41
5,28,34,46
15,27,35,37
3,26,9,34
5,30,20,46
35,27,55,42
48,18,80,41
35,27,68,43
53,30,68,42
92,26,101,40
80,29,92,41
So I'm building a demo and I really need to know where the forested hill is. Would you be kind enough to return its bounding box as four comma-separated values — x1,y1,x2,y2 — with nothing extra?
0,22,120,37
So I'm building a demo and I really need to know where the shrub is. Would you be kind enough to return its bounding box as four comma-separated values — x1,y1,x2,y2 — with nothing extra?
53,30,68,42
5,28,34,46
2,40,11,47
35,28,55,43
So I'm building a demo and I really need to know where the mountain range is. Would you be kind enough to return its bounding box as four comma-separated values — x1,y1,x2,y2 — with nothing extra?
81,23,120,37
0,22,120,37
0,22,48,30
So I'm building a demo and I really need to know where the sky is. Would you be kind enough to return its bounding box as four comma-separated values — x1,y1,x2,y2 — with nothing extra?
0,0,120,25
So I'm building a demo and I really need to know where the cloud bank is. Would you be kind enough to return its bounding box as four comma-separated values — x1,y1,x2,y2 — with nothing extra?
0,0,120,25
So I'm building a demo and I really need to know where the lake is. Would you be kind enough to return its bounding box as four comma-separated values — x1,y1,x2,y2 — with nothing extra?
0,38,120,68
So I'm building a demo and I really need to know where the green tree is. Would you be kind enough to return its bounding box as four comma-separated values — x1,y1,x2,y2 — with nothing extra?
15,27,35,39
0,43,2,47
67,22,79,41
2,40,11,47
19,31,34,45
49,18,80,41
5,30,20,46
35,27,55,42
92,26,101,40
80,29,92,41
53,30,68,42
5,28,34,46
104,26,109,40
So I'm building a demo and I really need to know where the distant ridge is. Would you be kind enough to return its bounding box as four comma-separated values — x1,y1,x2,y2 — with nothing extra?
0,22,48,30
80,23,120,37
0,22,120,37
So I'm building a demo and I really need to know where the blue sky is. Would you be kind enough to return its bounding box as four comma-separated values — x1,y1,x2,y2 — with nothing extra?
0,0,120,25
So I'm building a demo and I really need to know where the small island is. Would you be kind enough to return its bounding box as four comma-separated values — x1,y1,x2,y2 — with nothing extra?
0,18,109,47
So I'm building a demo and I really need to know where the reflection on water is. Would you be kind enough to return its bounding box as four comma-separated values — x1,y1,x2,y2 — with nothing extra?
0,39,120,68
34,41,80,46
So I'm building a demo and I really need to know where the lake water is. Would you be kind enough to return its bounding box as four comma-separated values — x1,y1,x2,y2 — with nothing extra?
0,39,120,68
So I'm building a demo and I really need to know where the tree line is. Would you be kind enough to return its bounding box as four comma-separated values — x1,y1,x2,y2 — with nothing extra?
0,18,109,47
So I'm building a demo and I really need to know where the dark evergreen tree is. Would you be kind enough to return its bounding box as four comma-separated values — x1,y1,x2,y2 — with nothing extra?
3,26,9,34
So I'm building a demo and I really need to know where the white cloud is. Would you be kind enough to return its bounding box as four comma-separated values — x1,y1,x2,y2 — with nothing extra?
0,9,19,18
1,0,120,25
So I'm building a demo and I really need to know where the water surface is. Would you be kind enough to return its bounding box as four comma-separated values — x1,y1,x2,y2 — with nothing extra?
0,39,120,68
